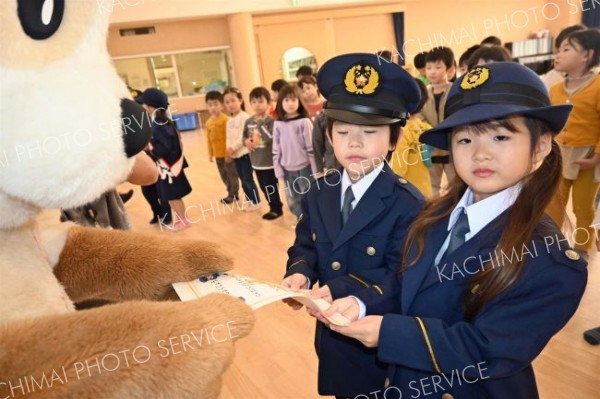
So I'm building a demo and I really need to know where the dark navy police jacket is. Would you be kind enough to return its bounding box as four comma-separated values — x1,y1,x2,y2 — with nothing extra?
352,213,587,399
284,164,424,396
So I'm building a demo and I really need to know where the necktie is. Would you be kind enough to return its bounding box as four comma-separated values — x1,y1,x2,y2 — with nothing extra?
341,186,355,226
444,209,470,257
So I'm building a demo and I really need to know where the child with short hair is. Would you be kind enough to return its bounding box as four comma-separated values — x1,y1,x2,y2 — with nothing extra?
298,75,324,120
466,45,512,70
269,79,287,118
422,46,457,197
272,84,317,219
414,51,430,85
205,91,239,204
547,28,600,255
282,53,425,398
243,87,284,220
223,87,261,211
314,62,587,398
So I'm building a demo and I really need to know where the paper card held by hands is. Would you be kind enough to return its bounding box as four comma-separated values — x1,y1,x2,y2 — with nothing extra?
172,272,351,326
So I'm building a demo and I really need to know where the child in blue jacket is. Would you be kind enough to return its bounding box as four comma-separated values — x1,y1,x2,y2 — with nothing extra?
314,62,588,399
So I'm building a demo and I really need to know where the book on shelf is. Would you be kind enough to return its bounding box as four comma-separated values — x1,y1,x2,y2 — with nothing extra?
173,272,351,326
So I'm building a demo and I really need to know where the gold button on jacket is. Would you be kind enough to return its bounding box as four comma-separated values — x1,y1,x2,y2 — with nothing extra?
366,246,376,256
565,249,580,261
331,261,341,271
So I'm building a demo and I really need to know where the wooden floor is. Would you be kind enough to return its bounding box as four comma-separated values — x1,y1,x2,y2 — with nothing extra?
115,129,600,398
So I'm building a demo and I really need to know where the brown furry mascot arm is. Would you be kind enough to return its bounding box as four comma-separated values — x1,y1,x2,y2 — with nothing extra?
0,294,254,399
54,227,233,303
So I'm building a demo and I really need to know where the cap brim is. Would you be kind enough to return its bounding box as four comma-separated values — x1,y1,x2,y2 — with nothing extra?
323,109,402,125
420,103,573,150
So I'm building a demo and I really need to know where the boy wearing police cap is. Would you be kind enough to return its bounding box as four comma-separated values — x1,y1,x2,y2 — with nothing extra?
281,53,425,398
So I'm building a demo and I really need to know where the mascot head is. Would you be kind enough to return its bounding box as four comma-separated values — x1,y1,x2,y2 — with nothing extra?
0,0,151,229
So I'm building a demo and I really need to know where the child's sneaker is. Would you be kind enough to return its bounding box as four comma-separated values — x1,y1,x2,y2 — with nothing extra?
221,195,237,204
262,211,283,220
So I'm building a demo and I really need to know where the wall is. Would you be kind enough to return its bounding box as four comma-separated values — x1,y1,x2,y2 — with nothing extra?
402,0,583,63
253,4,400,87
106,0,585,112
107,17,231,112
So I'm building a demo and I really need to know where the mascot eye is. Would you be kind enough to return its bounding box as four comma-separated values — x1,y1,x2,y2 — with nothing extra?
17,0,65,40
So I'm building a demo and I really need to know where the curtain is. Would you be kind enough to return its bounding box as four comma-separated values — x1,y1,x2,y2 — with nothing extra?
582,4,600,28
392,12,405,65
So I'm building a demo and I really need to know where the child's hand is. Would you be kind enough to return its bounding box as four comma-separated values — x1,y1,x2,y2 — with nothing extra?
281,273,309,310
574,154,600,170
323,297,360,322
330,316,383,348
208,156,214,163
226,148,234,157
244,138,256,151
225,155,233,163
307,285,332,304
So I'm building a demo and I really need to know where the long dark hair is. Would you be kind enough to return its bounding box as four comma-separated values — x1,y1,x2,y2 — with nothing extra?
275,84,309,120
402,116,561,319
153,107,174,127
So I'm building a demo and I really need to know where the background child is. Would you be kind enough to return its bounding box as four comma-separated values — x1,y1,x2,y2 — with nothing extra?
312,111,340,177
466,45,512,70
282,53,424,398
269,79,287,118
413,51,430,85
458,45,481,76
547,28,600,257
541,25,587,89
297,75,324,120
272,84,317,219
205,90,239,204
390,78,433,197
137,88,192,232
223,87,261,212
243,87,284,220
421,46,456,197
314,62,587,398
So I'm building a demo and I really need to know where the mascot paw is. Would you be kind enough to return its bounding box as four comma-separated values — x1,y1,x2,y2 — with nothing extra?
192,293,256,340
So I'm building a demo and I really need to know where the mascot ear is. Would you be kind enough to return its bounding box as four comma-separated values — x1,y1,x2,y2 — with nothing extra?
120,99,153,157
17,0,65,40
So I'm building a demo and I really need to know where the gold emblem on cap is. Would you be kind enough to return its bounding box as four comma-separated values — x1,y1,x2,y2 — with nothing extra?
345,63,380,95
460,66,490,90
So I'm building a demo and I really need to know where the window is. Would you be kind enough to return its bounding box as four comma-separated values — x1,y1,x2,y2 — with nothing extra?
113,48,232,98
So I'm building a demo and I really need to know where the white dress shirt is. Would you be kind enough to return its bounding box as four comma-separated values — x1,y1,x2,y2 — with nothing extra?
354,182,523,319
340,163,385,210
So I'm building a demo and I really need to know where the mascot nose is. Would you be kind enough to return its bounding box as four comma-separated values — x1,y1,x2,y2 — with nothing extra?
120,98,152,158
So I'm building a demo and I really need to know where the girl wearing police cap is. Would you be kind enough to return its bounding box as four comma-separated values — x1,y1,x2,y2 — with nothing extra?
281,53,425,398
312,62,587,399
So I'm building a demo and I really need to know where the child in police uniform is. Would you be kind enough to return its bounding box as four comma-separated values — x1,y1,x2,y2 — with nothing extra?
313,62,588,399
281,53,425,398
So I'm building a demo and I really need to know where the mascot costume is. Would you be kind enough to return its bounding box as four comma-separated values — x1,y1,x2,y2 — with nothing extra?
0,1,255,398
